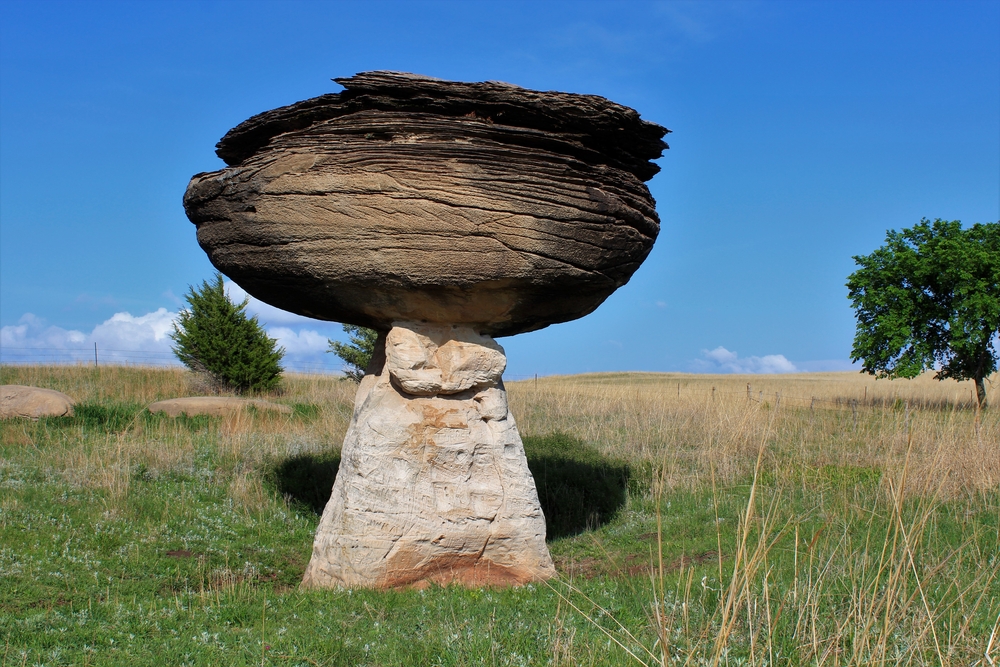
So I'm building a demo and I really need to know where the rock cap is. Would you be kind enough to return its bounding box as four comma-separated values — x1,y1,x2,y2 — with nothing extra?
185,72,668,336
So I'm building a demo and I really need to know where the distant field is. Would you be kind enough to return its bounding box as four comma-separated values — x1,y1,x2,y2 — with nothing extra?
1,365,997,666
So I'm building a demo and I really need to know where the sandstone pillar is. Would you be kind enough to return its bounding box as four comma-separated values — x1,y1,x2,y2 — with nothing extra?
302,322,556,588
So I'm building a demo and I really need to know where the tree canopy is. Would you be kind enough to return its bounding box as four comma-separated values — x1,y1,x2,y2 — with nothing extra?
328,325,379,383
170,273,285,394
847,218,999,408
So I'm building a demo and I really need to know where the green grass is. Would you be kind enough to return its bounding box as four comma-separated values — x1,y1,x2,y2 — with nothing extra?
1,367,998,665
524,433,634,539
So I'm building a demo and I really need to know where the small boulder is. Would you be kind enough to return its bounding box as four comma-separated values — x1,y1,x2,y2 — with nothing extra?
0,385,75,419
147,397,292,418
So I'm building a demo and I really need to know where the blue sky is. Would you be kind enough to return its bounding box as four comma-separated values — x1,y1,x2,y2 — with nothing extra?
1,0,998,377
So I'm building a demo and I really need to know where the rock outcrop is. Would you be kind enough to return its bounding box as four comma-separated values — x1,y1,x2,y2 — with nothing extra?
302,323,555,589
147,397,292,418
0,385,75,419
184,71,668,337
183,72,667,588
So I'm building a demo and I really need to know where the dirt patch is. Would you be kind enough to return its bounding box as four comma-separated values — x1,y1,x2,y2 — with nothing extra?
379,551,540,589
165,549,197,558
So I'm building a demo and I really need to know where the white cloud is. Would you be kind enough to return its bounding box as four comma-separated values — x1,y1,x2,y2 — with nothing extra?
1,301,343,373
0,313,87,350
268,327,330,355
692,346,798,374
2,277,363,373
1,310,179,365
91,309,177,351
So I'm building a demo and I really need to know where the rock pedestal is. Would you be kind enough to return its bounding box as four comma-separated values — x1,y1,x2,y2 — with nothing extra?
302,323,555,588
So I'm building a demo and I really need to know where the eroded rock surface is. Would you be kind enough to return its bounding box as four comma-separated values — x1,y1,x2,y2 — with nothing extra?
302,324,555,589
385,323,506,395
0,385,75,419
147,397,292,417
184,71,669,336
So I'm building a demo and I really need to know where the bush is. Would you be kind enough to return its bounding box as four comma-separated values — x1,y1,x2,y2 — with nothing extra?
170,273,284,394
328,324,378,382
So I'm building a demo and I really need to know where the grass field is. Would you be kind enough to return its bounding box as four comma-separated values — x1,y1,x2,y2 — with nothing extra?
1,365,997,666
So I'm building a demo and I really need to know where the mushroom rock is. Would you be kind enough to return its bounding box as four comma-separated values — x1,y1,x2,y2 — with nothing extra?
183,72,668,588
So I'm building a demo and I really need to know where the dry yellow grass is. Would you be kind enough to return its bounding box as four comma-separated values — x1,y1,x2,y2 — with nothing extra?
508,372,998,665
0,366,357,513
508,371,999,498
3,365,996,501
1,363,190,403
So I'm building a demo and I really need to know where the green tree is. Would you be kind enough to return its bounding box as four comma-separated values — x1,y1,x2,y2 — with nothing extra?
847,218,999,408
328,325,379,382
170,273,285,393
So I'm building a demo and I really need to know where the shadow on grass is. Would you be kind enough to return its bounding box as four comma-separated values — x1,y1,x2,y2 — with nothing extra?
268,452,342,515
524,432,630,539
268,432,629,539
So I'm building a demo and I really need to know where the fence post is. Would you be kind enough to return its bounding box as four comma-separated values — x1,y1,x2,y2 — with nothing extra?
94,343,98,367
852,399,858,429
747,383,751,401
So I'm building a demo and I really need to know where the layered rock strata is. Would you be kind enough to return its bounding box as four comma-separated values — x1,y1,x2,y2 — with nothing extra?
302,323,555,588
184,71,669,337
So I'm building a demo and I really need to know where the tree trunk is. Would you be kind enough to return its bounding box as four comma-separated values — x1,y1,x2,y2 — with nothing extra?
975,373,988,409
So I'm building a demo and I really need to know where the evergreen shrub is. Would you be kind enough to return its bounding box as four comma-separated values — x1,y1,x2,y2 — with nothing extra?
170,273,284,394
